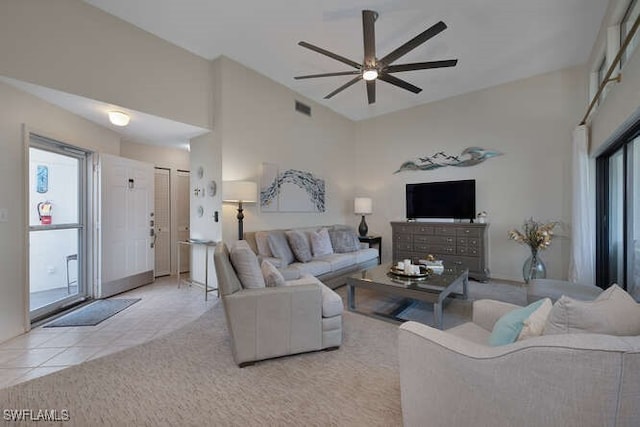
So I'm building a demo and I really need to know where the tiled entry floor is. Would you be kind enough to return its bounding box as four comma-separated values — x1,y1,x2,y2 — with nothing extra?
0,276,215,389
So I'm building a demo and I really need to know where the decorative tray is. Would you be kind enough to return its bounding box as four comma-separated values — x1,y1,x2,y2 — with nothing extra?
388,266,430,279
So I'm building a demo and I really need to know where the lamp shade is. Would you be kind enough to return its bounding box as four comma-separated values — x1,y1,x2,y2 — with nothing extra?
223,181,257,203
354,197,372,215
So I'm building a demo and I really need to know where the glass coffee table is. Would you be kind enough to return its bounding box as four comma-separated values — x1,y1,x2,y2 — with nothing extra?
346,263,468,329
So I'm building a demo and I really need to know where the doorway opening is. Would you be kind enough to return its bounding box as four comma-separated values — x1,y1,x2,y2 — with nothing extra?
28,134,90,322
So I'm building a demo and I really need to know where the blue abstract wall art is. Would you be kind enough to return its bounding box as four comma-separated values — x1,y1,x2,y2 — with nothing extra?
260,163,325,212
394,147,503,173
36,165,49,193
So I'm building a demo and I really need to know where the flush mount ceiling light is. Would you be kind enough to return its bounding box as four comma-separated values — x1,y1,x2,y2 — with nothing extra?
108,111,130,127
362,69,378,81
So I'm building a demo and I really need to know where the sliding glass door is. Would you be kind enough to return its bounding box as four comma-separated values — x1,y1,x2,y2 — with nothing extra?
597,124,640,299
29,135,89,322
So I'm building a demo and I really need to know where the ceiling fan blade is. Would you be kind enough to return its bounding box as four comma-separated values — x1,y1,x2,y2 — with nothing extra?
378,73,422,94
386,59,458,73
362,10,377,67
294,71,361,80
381,21,447,65
366,80,376,104
324,76,362,99
298,41,361,69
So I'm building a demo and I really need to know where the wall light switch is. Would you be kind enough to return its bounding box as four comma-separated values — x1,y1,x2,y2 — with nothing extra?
0,208,7,223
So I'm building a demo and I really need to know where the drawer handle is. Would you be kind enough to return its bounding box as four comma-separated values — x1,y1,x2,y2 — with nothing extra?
464,229,470,234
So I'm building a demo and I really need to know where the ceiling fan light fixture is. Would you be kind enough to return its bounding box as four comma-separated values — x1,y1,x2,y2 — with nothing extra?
362,69,378,81
108,111,130,127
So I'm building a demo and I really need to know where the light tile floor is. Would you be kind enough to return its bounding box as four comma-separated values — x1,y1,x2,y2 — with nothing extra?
0,276,215,389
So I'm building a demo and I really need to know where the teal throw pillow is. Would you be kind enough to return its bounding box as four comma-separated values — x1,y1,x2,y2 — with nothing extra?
488,299,545,346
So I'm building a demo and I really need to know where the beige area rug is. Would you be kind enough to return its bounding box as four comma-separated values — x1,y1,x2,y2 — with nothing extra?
0,303,401,427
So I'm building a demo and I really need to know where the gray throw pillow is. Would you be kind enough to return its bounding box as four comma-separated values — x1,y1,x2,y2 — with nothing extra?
261,260,286,287
254,231,273,257
229,240,265,289
286,230,312,263
544,284,640,336
328,226,360,253
267,231,296,266
309,228,333,257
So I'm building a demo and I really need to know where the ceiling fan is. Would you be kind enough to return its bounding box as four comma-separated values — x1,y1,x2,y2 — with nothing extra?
295,10,458,104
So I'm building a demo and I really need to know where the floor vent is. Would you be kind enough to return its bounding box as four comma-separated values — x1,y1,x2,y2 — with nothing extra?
295,100,311,116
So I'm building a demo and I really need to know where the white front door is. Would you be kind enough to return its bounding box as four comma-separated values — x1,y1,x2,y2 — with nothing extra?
176,170,190,273
154,168,171,277
98,154,154,298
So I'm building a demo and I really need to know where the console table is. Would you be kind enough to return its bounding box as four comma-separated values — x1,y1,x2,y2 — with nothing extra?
176,239,218,300
391,222,489,281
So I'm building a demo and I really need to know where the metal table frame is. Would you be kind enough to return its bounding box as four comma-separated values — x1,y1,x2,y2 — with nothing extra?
177,240,218,301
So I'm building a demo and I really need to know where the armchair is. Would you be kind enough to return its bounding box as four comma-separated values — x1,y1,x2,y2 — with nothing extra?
398,299,640,427
213,243,342,367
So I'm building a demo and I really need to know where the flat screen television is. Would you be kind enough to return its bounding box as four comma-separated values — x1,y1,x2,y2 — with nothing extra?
406,180,476,221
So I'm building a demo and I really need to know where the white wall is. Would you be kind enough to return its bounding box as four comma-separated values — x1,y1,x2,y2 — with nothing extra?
0,0,212,130
216,57,357,244
355,66,587,282
0,81,121,343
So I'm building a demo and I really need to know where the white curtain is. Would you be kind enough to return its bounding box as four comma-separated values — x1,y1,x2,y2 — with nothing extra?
569,125,596,285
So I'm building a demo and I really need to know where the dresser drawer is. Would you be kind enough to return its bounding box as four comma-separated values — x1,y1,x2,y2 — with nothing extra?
457,246,480,256
394,233,412,243
437,255,481,272
456,227,481,237
467,238,480,247
413,225,435,234
394,225,415,234
434,226,456,236
415,235,455,245
395,242,413,251
424,244,456,255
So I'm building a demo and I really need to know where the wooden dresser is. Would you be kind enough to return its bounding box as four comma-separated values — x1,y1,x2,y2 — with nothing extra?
391,221,490,282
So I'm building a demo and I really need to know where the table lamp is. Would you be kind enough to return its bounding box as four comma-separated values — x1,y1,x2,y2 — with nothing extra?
354,197,372,237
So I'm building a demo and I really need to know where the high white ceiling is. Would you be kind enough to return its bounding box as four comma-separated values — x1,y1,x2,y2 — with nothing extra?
85,0,608,121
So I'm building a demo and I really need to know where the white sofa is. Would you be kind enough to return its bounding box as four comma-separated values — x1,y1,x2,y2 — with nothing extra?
398,298,640,427
213,242,343,367
244,225,379,289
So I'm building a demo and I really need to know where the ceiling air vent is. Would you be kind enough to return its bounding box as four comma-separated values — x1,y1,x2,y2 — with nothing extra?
295,100,311,117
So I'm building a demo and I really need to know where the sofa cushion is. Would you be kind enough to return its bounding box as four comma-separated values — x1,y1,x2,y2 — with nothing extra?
488,299,546,346
254,231,273,257
328,227,360,253
355,248,378,264
286,230,313,263
261,260,285,287
282,274,342,318
544,284,640,336
309,228,333,257
518,298,552,340
267,230,295,266
316,253,357,271
447,322,492,346
290,260,332,277
229,240,265,289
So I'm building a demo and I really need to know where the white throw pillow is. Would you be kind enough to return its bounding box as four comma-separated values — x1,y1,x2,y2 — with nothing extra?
229,240,265,289
309,228,333,257
261,260,286,287
544,284,640,336
517,298,552,340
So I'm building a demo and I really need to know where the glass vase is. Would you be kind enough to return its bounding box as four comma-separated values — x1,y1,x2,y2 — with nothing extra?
523,250,546,284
